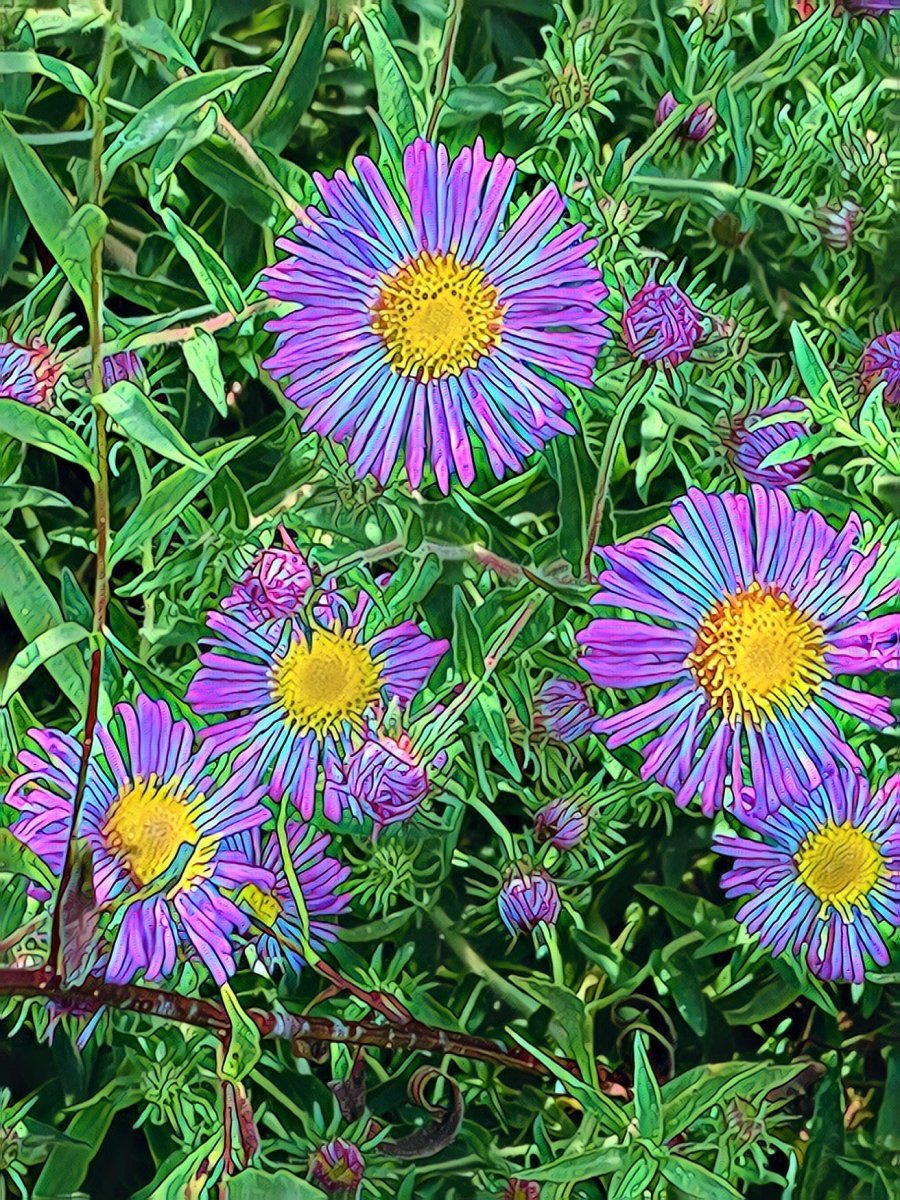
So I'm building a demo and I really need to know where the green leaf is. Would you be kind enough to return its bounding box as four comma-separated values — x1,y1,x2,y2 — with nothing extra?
662,1061,811,1140
0,827,57,892
245,4,329,153
789,323,842,416
549,428,596,575
659,1156,742,1199
607,1156,658,1200
1,622,90,704
0,50,95,99
99,380,205,469
225,1169,323,1199
158,207,244,313
633,1032,664,1142
0,399,98,479
34,1081,142,1199
517,1140,629,1183
219,982,261,1081
506,1029,628,1134
357,8,421,142
182,329,228,415
103,67,269,174
110,438,252,566
0,528,89,705
119,17,199,72
0,118,98,311
131,1133,221,1200
798,1058,847,1200
148,107,219,207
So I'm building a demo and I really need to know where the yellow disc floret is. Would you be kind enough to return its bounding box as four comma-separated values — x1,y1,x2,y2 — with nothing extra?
795,821,884,918
271,628,382,734
103,774,201,887
687,582,828,725
371,250,504,381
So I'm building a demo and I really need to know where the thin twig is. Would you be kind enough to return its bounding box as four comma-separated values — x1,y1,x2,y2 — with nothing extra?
425,0,463,140
583,372,646,582
49,4,119,980
0,966,580,1080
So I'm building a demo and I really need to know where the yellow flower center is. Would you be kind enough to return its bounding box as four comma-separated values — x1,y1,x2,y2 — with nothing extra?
239,882,283,927
795,821,883,917
271,628,381,734
687,582,828,725
370,250,504,381
103,774,200,887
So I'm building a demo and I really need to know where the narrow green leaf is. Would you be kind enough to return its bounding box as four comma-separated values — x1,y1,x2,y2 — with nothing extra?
0,399,98,478
662,1061,811,1140
0,117,96,310
517,1141,629,1184
0,528,89,705
225,1169,322,1199
506,1028,628,1133
110,438,252,566
633,1032,664,1142
356,9,420,142
607,1157,658,1200
103,66,269,174
0,827,57,892
0,50,96,100
182,329,227,415
2,622,90,704
219,983,261,1081
158,207,244,313
789,322,842,417
99,380,204,469
659,1155,742,1199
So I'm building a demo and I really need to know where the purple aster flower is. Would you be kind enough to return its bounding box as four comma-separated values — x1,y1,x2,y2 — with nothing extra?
309,1138,365,1195
859,331,900,406
725,399,813,489
622,279,704,367
223,821,350,974
6,696,270,986
186,581,449,819
98,350,144,390
261,137,610,493
0,339,61,409
534,797,589,850
324,729,431,833
842,0,900,14
815,200,862,250
498,868,561,934
503,1182,541,1200
713,767,900,983
655,91,717,141
577,488,898,815
222,527,314,626
532,676,599,743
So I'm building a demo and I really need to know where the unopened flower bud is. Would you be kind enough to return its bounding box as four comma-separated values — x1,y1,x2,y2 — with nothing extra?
309,1138,365,1195
498,869,561,934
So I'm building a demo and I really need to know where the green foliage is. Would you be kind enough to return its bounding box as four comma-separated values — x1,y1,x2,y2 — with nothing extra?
0,0,897,1198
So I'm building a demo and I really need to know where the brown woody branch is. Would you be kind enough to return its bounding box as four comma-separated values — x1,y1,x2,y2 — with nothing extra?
0,966,580,1080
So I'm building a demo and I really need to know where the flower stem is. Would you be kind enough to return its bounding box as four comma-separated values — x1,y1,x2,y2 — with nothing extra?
0,966,577,1078
48,2,119,982
583,371,647,581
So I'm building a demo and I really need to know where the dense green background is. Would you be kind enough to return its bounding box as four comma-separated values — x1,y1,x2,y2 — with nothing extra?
0,1,897,1197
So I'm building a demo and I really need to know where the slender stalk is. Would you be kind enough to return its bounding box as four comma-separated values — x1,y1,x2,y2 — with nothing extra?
0,966,580,1079
244,7,317,139
48,4,119,980
630,173,810,226
425,0,463,139
216,114,306,223
583,372,646,582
